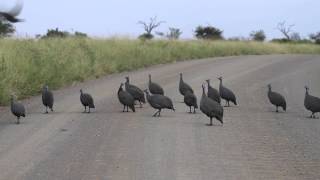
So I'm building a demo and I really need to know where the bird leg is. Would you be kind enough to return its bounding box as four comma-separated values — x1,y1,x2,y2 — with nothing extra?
16,117,20,125
276,107,279,113
123,105,126,112
83,106,87,113
88,108,91,113
206,118,213,126
158,109,161,117
50,107,54,112
152,110,160,117
139,101,143,108
189,106,192,113
126,106,129,112
193,107,196,114
44,106,48,114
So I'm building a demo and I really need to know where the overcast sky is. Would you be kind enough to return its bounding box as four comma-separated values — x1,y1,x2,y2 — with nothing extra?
2,0,320,39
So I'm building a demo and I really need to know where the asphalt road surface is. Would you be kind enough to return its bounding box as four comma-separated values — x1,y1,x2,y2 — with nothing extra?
0,55,320,180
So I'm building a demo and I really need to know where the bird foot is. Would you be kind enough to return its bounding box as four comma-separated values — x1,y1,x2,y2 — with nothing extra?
206,123,213,126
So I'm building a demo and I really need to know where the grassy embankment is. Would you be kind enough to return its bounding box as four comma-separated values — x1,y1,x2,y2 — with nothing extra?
0,38,320,104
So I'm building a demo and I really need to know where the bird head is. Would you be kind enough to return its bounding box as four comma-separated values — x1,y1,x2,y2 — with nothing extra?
205,79,210,84
43,85,49,90
125,76,129,83
80,89,83,94
267,84,271,88
305,86,309,91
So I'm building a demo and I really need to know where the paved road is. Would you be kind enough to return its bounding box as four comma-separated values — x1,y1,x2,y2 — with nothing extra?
0,55,320,180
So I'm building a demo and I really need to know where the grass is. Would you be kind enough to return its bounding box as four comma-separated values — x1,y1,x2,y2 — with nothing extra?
0,38,320,104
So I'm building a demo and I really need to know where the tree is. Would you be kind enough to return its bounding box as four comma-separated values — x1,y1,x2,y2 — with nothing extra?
157,27,183,39
194,25,223,40
310,32,320,44
276,21,294,40
138,16,165,40
250,30,266,41
0,20,15,37
41,28,69,38
166,27,182,39
290,32,301,41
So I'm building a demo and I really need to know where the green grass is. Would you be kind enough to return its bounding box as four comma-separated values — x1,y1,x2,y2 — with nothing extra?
0,38,320,104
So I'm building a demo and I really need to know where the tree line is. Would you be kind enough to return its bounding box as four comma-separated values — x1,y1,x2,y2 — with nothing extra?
0,16,319,44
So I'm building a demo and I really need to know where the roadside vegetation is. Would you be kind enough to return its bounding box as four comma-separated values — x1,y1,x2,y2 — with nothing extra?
1,38,320,104
0,17,320,104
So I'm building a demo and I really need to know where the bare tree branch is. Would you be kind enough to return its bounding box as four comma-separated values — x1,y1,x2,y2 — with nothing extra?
276,21,295,40
138,16,165,35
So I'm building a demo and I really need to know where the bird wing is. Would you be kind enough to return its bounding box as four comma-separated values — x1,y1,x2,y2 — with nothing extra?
8,0,23,16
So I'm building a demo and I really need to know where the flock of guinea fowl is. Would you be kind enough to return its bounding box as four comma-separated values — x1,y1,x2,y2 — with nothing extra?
9,73,320,126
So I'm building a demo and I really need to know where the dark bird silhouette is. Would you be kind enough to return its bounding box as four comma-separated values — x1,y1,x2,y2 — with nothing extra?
184,90,198,113
206,79,221,104
148,74,164,95
200,84,223,126
267,84,286,113
42,85,54,113
125,76,145,108
218,77,237,107
118,83,135,112
10,95,25,124
144,90,175,117
80,89,95,113
304,86,320,118
0,0,24,23
179,73,194,96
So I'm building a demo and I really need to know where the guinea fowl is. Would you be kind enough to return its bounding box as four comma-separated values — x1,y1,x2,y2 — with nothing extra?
118,83,135,112
304,86,320,118
0,0,24,23
80,89,95,113
42,85,54,113
218,77,237,107
267,84,286,113
10,95,25,124
179,73,194,96
206,79,221,104
125,76,145,108
200,84,223,126
148,74,164,95
184,90,198,113
144,90,175,117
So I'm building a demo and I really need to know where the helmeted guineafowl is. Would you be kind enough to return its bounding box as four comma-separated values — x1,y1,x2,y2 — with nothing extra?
206,79,221,104
80,89,95,113
0,0,24,23
218,77,237,107
304,86,320,118
42,85,54,113
179,73,194,96
148,74,164,95
10,95,25,124
118,83,135,112
200,84,223,126
267,84,286,113
144,89,175,117
125,76,145,108
184,90,198,113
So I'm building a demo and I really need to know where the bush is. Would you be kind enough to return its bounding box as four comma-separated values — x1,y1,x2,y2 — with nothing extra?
195,25,223,40
138,33,154,40
0,21,15,37
250,30,266,41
